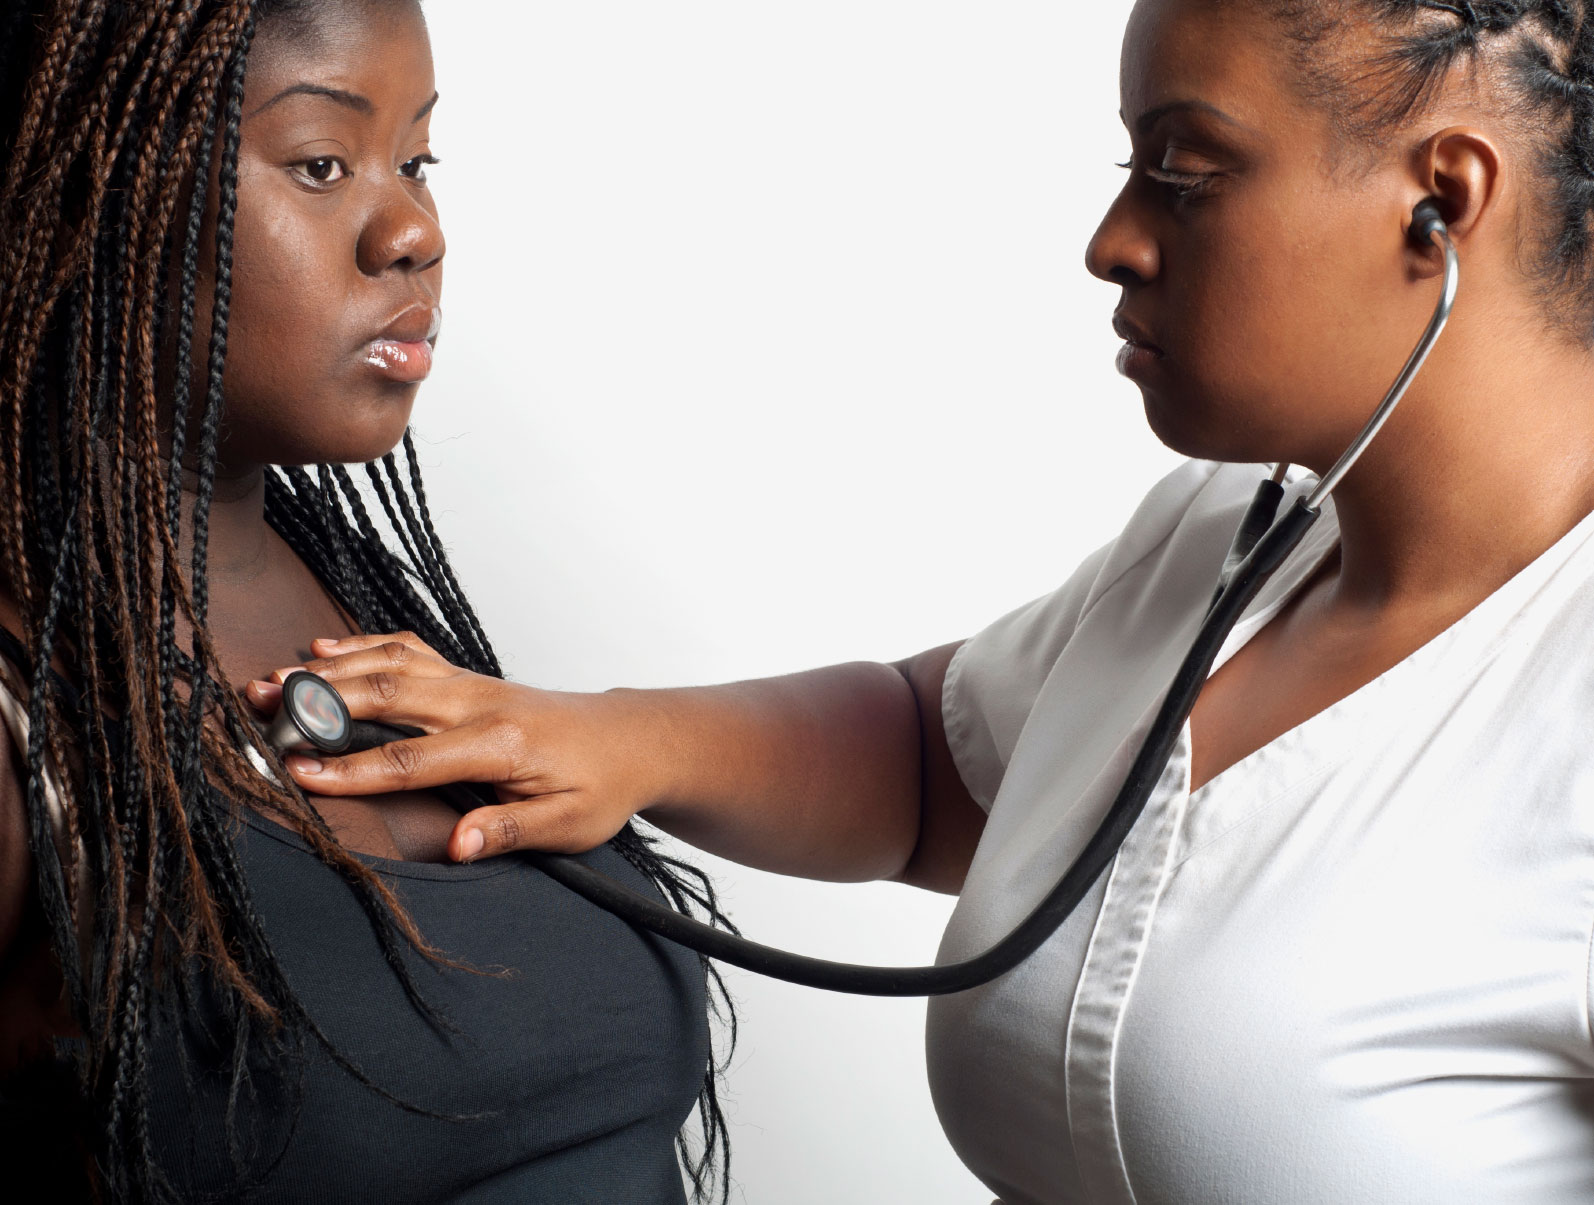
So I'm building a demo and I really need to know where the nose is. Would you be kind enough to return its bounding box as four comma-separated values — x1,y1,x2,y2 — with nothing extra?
357,184,446,278
1084,186,1159,287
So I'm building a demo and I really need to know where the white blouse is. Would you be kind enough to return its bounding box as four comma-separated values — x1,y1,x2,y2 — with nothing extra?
928,460,1594,1204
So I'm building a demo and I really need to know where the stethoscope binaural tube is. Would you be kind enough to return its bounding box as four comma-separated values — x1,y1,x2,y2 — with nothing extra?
265,204,1459,997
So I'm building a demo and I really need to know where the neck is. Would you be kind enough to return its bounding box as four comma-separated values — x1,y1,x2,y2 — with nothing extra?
1309,310,1594,614
177,464,272,586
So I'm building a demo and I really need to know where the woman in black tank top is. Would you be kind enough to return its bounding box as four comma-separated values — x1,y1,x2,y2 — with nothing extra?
0,3,731,1200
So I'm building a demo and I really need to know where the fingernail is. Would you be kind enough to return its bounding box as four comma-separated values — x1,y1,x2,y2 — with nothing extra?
248,680,282,702
313,637,344,650
457,828,484,861
287,756,323,776
272,666,309,683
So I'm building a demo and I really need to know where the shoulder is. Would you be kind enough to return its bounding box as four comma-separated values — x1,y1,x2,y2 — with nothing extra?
943,460,1276,811
1077,459,1280,620
960,459,1272,674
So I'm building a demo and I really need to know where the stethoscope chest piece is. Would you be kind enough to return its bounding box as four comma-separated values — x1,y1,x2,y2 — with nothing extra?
265,670,354,755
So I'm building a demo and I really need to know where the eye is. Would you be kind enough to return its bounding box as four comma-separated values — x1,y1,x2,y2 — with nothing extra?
291,156,348,187
1116,153,1219,203
1152,145,1223,200
1147,167,1215,201
1109,143,1217,204
401,154,440,183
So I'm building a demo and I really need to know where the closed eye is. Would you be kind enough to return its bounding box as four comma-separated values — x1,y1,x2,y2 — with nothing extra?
1114,157,1217,201
1153,169,1216,201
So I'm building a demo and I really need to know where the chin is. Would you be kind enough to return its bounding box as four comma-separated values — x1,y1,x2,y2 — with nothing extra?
1140,390,1221,460
261,426,414,470
311,399,417,466
1140,386,1281,466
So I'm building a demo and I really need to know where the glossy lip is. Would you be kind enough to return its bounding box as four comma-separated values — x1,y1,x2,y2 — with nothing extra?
362,304,440,383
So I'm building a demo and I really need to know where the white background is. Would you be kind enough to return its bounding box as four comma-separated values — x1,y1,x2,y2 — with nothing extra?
418,5,1173,1202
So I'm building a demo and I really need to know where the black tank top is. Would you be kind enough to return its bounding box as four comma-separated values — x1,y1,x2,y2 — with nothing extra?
0,629,710,1202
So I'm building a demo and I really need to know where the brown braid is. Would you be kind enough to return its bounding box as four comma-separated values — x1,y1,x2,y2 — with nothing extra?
0,3,735,1200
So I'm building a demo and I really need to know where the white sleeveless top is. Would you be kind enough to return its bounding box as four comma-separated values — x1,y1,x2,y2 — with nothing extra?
929,460,1594,1204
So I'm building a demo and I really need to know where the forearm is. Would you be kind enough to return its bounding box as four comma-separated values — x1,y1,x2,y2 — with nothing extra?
279,634,982,883
627,660,923,882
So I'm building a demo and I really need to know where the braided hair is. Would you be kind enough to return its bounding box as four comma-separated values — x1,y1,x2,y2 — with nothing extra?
0,2,734,1200
1266,0,1594,331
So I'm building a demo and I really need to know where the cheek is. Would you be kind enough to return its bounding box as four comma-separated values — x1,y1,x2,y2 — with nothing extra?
1140,223,1303,457
213,187,419,467
226,184,355,383
1147,202,1401,464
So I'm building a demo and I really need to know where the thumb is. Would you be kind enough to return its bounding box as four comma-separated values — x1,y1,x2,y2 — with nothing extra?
449,796,613,862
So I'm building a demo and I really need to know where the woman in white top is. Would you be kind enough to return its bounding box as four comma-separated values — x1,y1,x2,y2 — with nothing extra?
246,0,1594,1199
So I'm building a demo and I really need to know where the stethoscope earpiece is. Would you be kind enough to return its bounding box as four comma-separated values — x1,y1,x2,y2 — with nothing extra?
1411,198,1448,247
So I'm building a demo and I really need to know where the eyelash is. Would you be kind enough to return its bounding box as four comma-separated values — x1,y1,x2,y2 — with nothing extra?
1115,157,1215,202
290,154,441,189
401,154,440,183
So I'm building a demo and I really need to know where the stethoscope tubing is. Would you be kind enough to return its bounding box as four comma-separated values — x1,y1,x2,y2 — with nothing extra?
356,498,1319,996
1308,215,1459,508
319,209,1459,997
522,498,1319,996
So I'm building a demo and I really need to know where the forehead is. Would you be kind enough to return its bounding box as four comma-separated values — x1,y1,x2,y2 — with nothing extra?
1119,0,1305,130
250,0,433,87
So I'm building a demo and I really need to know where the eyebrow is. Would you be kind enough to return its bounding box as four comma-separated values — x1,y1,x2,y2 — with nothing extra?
1126,99,1256,137
247,84,440,124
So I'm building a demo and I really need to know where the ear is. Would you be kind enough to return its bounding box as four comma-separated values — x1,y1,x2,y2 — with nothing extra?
1404,126,1504,274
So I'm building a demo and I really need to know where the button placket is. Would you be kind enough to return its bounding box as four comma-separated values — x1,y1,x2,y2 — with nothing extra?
1064,728,1194,1203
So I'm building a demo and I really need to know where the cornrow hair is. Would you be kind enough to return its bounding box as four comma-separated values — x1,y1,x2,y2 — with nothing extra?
1270,0,1594,334
0,2,735,1200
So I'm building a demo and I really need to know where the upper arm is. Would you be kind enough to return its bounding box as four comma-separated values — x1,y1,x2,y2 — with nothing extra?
891,642,987,894
886,461,1254,894
891,543,1124,895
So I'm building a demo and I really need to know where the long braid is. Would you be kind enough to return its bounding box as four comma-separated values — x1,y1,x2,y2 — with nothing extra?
398,429,500,673
265,454,742,1200
0,3,735,1201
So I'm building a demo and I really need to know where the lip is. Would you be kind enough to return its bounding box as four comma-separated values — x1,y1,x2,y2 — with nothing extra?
377,304,442,345
363,304,441,384
1111,313,1163,353
1111,312,1165,380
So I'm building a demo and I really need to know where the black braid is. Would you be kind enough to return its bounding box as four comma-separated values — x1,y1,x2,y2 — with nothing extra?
399,429,499,673
1272,0,1594,334
159,79,219,748
188,5,250,657
1,2,736,1201
264,452,742,1200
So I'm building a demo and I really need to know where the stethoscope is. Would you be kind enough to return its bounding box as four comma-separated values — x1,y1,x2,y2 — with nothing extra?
262,202,1459,997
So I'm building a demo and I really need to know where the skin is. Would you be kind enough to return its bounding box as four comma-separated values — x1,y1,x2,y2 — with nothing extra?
0,0,458,1070
272,0,1594,908
189,0,462,863
1095,0,1594,791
